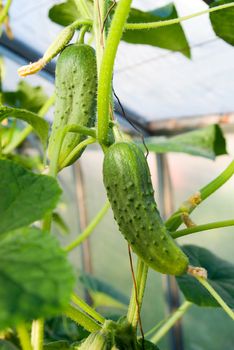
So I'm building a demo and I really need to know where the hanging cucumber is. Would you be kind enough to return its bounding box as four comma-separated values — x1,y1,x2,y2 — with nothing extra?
48,44,97,169
103,142,189,276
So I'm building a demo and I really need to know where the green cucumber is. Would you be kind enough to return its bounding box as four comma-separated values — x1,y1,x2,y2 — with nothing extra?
48,44,97,169
103,142,189,276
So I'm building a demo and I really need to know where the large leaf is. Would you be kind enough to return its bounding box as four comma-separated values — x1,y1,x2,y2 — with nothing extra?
143,125,227,159
0,227,75,330
210,0,234,46
0,106,49,149
138,339,160,350
44,341,71,350
3,81,48,113
0,341,19,350
48,0,93,26
45,316,89,343
176,245,234,307
123,3,191,57
80,273,129,309
0,159,61,235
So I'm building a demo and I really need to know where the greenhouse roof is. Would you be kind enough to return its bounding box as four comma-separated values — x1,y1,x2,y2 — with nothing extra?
1,0,234,128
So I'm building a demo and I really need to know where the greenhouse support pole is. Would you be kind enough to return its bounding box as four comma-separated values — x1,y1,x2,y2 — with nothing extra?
156,153,184,350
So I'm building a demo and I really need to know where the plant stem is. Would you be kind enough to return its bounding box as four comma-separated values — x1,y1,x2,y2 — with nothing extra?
195,276,234,320
65,201,110,252
59,137,96,170
0,0,12,25
127,258,149,328
97,0,132,145
64,304,101,332
150,301,192,344
48,124,96,178
93,0,105,74
78,25,89,44
3,94,55,154
17,324,33,350
166,160,234,231
171,219,234,239
125,3,234,30
31,319,44,350
71,293,105,324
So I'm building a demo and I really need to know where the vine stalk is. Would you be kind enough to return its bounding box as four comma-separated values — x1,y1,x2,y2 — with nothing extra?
171,219,234,239
17,324,33,350
195,276,234,320
166,160,234,231
127,258,149,329
31,319,44,350
125,3,234,30
150,301,192,344
65,201,110,252
64,304,101,332
97,0,133,144
71,293,105,324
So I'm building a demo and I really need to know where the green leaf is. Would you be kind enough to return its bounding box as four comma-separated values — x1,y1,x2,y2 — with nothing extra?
210,0,234,46
49,0,80,26
0,227,75,330
123,3,191,57
79,273,129,309
44,341,71,349
52,212,70,235
2,153,43,171
143,125,227,159
0,159,61,235
2,81,48,113
0,340,19,350
45,316,89,343
176,245,234,307
48,0,93,26
0,106,49,149
138,339,160,350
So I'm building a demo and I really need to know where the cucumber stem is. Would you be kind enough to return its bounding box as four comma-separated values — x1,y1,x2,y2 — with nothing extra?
65,201,110,252
17,324,33,350
171,219,234,239
78,25,89,44
31,319,44,350
166,160,234,231
97,0,133,145
125,3,234,30
71,293,105,324
195,276,234,321
64,304,101,332
150,301,192,344
48,124,96,177
127,258,148,329
59,137,96,170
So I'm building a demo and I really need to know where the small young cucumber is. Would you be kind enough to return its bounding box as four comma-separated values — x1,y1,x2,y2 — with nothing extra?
48,44,97,168
103,142,189,276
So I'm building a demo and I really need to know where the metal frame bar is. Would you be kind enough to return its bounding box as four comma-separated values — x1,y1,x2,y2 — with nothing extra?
1,33,234,135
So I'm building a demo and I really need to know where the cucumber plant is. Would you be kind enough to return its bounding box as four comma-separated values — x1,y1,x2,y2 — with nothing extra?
0,0,234,349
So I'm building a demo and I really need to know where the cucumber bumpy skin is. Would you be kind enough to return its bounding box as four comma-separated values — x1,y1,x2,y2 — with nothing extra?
103,142,189,276
48,44,97,169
